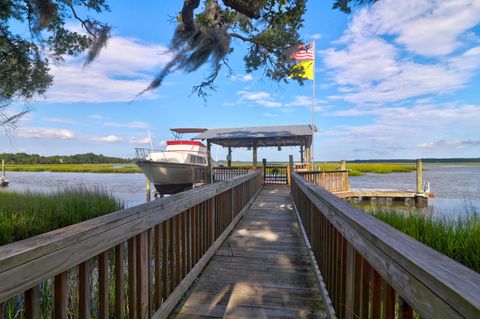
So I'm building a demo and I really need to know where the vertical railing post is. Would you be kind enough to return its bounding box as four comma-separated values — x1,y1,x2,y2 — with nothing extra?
416,159,423,194
25,286,40,319
345,243,355,319
262,158,266,184
136,232,149,319
54,272,68,319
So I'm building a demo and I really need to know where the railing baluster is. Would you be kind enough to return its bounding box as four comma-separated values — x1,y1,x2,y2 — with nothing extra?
162,221,168,301
54,272,68,319
25,286,40,319
136,232,148,319
98,252,109,319
115,244,125,319
187,209,192,272
175,215,181,288
169,218,174,294
79,261,90,319
385,283,395,319
345,243,355,319
128,237,137,319
398,297,414,319
353,252,362,318
148,228,153,317
372,269,382,319
154,224,161,309
182,211,187,279
361,258,370,319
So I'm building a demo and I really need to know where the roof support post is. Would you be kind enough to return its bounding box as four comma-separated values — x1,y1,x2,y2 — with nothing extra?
227,147,232,167
300,145,304,163
207,141,212,183
305,138,311,165
252,142,258,167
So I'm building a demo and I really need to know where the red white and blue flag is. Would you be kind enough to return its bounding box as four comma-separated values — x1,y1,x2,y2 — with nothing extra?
291,42,314,61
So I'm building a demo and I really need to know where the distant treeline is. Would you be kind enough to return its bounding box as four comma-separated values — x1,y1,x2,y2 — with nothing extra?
348,158,480,163
0,153,131,164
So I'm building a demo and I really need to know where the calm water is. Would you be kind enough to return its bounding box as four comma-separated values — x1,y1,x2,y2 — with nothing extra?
0,171,148,207
1,164,479,215
349,164,480,217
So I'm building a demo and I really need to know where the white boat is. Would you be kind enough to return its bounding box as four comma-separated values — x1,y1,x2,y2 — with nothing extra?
135,128,209,195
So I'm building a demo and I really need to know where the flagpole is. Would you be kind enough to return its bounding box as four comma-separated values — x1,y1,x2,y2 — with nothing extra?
311,40,316,166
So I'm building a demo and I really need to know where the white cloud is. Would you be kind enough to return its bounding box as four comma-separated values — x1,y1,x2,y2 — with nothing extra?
89,115,104,119
230,74,254,82
238,91,271,101
256,100,283,107
17,128,75,139
103,121,150,129
44,117,76,124
90,135,122,143
44,35,171,103
323,0,480,104
321,103,480,158
129,136,151,144
262,112,278,117
309,33,322,40
417,139,480,149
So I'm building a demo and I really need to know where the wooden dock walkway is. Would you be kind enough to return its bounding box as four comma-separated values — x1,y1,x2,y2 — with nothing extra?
172,186,327,318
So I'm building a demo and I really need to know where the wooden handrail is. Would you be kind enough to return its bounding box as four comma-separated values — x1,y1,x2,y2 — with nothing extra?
297,170,350,192
0,171,262,318
291,172,480,319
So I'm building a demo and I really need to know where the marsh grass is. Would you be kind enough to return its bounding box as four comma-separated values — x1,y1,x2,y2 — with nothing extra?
228,161,416,176
315,162,416,176
366,206,480,273
0,187,124,246
5,163,141,173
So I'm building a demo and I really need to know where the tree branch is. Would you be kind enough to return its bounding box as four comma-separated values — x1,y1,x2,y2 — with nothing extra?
65,0,97,38
181,0,201,32
226,32,274,50
222,0,261,19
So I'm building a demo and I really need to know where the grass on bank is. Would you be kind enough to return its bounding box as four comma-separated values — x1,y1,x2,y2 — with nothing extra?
228,161,417,176
366,207,480,273
5,163,141,173
315,162,416,176
0,187,124,246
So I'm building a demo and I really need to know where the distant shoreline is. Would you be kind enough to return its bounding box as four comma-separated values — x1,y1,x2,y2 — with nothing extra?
4,161,478,175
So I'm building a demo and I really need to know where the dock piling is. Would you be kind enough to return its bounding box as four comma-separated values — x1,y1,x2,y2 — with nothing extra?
416,159,423,195
146,178,151,202
340,160,346,170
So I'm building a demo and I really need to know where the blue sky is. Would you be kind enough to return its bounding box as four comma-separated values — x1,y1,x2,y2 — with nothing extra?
2,0,480,161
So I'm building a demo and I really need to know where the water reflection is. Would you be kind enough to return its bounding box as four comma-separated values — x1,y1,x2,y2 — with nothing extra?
349,164,480,218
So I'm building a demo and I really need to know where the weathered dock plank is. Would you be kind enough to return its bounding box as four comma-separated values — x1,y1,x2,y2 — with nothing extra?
172,186,327,319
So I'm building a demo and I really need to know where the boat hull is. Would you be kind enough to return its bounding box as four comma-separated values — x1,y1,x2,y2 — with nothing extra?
136,160,205,194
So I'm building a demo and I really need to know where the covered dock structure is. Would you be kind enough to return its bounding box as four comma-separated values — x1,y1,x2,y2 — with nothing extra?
193,124,317,167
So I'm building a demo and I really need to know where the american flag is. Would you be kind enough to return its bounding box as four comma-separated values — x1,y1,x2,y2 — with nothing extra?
291,42,314,61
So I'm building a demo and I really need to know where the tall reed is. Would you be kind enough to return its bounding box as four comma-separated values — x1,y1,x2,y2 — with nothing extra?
0,187,124,246
366,206,480,273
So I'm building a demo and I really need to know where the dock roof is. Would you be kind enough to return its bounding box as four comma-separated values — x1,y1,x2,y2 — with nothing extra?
193,124,316,148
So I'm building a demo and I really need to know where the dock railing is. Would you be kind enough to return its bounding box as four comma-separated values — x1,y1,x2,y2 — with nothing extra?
291,172,480,319
296,170,350,192
0,171,262,319
212,166,256,182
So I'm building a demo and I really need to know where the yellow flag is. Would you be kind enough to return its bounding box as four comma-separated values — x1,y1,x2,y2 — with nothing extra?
291,60,314,80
